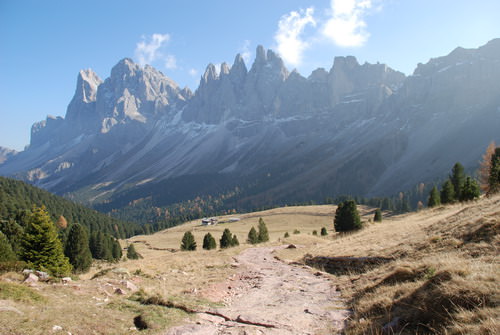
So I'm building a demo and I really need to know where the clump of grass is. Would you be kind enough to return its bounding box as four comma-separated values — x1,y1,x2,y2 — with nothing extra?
0,282,46,303
293,229,300,234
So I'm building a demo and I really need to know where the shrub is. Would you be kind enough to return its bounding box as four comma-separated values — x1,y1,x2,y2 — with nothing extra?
284,232,290,238
127,243,140,259
320,227,328,236
373,208,382,222
312,230,318,236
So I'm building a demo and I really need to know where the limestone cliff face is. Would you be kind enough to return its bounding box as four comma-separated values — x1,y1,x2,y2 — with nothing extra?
2,40,500,206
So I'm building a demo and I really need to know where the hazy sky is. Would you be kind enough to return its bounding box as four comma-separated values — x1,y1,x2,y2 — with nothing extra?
1,0,499,151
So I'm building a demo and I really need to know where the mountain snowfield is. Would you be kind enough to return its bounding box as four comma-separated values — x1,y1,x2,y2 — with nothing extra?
1,40,500,210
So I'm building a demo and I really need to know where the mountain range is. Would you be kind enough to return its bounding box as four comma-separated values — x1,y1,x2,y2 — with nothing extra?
1,39,500,215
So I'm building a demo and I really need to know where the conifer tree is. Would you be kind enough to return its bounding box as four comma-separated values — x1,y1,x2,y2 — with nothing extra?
428,186,441,207
488,147,500,195
257,218,269,242
220,228,233,249
202,233,216,250
373,208,382,222
127,243,140,259
180,231,197,251
231,234,239,246
284,232,290,238
320,227,328,236
0,219,23,256
460,177,480,201
111,239,122,261
247,227,259,244
450,162,465,200
20,206,72,276
440,180,455,204
334,200,362,232
0,231,16,262
64,223,92,273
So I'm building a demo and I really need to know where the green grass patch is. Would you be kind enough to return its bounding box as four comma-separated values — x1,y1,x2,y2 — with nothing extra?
0,282,46,303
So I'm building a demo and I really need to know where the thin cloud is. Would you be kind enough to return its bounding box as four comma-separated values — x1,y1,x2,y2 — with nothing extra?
240,40,252,65
274,7,316,66
165,55,177,69
188,68,198,77
134,33,170,66
322,0,373,47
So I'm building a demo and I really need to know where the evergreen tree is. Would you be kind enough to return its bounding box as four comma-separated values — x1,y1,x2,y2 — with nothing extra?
202,233,216,250
427,186,441,208
320,227,328,236
0,219,23,256
450,162,465,200
89,231,108,260
111,239,122,261
231,234,239,246
0,231,17,262
373,208,382,222
247,227,259,244
334,200,362,232
440,180,455,204
127,243,140,259
220,228,233,249
180,231,197,251
460,177,480,201
488,147,500,195
284,232,290,238
257,218,269,242
20,206,72,276
312,230,318,236
64,223,92,273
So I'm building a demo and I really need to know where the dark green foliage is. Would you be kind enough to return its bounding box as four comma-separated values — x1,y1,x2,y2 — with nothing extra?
460,177,480,201
320,227,328,236
111,239,122,260
373,209,382,222
440,180,455,204
312,230,318,236
284,232,290,238
257,218,269,242
0,219,23,256
0,231,16,262
334,200,362,232
64,224,92,273
20,206,72,276
220,228,233,249
450,163,465,200
428,186,441,208
247,227,258,244
202,233,216,250
127,243,140,259
231,234,239,246
488,148,500,195
0,177,140,238
180,231,197,251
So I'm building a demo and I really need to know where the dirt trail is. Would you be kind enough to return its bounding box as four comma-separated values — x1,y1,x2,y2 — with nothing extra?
165,246,348,335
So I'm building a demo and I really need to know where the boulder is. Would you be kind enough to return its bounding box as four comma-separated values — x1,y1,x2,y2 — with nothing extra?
23,273,39,284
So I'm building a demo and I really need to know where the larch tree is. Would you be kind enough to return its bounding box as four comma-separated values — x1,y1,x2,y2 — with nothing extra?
488,147,500,195
21,206,72,276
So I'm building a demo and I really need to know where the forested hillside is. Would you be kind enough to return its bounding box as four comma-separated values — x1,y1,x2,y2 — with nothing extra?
0,176,142,238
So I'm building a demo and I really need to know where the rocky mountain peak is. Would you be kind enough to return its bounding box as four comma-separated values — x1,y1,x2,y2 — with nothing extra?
76,69,102,103
202,63,219,84
220,62,230,76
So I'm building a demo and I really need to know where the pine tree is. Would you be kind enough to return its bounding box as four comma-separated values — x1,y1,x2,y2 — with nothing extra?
247,227,259,244
20,206,72,276
64,224,92,273
0,219,23,256
427,186,441,208
373,209,382,222
180,231,197,251
284,232,290,238
0,231,17,262
257,218,269,242
220,228,233,249
202,233,216,250
334,200,362,232
320,227,328,236
111,239,122,261
488,147,500,195
231,234,239,246
460,177,480,201
450,162,465,200
440,180,455,204
127,243,139,259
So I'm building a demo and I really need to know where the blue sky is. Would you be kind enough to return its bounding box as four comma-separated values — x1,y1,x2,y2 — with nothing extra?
1,0,499,151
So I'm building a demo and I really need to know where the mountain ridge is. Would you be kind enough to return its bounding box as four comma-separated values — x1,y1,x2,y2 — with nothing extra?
1,39,500,214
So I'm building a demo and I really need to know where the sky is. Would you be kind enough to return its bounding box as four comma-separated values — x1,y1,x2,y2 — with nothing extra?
1,0,499,151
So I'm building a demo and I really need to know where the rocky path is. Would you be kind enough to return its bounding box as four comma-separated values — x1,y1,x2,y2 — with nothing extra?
165,246,349,335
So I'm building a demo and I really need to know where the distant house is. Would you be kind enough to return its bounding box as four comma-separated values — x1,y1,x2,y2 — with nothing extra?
228,217,241,222
201,217,218,225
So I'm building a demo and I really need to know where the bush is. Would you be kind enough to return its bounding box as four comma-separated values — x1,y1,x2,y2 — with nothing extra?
312,230,318,236
127,243,140,259
284,232,290,238
334,200,362,232
320,227,328,236
293,229,300,234
373,209,382,222
180,231,196,251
